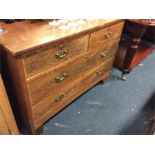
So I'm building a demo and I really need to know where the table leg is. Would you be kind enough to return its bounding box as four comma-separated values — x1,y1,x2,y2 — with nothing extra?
121,22,148,80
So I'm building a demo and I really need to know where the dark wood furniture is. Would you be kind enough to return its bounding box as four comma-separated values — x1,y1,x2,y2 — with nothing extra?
114,19,155,80
143,26,155,43
0,19,124,134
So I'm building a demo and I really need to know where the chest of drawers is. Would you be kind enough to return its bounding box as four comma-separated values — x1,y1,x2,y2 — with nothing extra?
0,19,124,134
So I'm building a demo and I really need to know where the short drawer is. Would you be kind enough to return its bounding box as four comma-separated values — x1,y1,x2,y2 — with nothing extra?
84,38,119,71
32,57,114,127
89,22,124,51
23,35,89,78
27,55,84,104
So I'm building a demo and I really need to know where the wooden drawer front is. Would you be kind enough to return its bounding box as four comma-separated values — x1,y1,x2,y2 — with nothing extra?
84,39,119,71
23,35,89,78
27,56,84,105
89,22,124,52
32,57,114,127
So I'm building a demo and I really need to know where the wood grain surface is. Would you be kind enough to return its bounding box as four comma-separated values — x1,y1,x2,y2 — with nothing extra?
0,20,123,56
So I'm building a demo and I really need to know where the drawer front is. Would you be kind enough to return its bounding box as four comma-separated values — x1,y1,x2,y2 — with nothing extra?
89,22,124,51
27,55,84,104
23,35,89,78
84,39,119,71
32,57,114,127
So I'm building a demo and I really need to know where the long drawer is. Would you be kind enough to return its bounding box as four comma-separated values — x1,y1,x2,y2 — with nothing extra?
23,35,89,78
89,22,124,52
32,57,115,128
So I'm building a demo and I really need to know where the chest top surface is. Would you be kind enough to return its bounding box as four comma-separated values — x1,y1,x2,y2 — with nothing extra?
0,19,123,56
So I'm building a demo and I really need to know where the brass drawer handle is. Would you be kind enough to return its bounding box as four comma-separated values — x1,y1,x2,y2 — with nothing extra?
55,73,67,82
104,31,112,39
55,50,68,59
96,70,104,76
101,51,107,58
56,94,65,102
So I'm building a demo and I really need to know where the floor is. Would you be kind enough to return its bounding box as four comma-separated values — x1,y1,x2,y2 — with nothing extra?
42,49,155,135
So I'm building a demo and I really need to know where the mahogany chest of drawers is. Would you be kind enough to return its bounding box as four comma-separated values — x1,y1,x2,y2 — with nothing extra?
0,19,124,134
